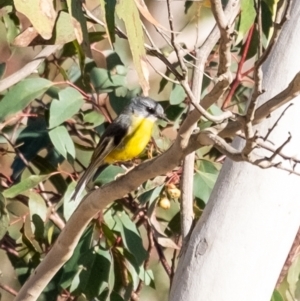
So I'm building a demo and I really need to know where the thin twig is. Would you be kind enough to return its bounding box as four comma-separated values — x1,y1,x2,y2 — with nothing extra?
153,235,171,277
242,0,263,156
0,282,18,296
263,103,293,141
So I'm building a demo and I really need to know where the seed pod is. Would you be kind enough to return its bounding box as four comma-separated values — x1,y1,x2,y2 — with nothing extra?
166,183,181,199
158,196,171,209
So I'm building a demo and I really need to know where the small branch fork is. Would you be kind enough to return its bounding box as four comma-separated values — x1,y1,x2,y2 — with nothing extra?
197,0,300,176
165,0,237,127
195,127,300,176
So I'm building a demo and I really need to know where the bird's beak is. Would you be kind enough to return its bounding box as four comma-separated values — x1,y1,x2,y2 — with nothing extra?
157,113,169,122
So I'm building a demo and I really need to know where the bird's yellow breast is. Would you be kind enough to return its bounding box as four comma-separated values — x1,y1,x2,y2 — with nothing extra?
104,115,155,163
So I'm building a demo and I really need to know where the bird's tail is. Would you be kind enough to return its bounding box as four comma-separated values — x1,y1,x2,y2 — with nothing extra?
71,162,98,202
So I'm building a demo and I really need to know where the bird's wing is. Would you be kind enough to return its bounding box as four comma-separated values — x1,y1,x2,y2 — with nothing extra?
71,115,130,201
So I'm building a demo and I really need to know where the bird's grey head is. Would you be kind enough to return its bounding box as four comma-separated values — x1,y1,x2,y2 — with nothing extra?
129,97,168,121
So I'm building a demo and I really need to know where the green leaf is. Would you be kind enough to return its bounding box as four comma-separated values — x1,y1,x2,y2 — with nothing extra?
3,13,18,43
49,125,75,160
116,0,149,95
99,0,116,47
0,193,9,240
32,155,68,193
66,0,91,57
116,247,140,289
94,165,125,186
49,87,84,128
140,269,154,287
261,1,274,41
86,248,114,298
83,110,105,127
27,191,47,222
170,84,187,105
14,0,56,39
60,227,93,288
90,67,126,92
88,31,106,44
138,185,164,205
51,11,77,45
287,255,300,294
3,175,50,198
31,214,44,241
0,78,52,122
193,160,220,203
271,290,284,301
236,0,256,45
113,209,147,265
63,181,82,221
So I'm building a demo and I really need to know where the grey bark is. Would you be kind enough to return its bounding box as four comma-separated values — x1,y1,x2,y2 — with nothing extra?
170,2,300,301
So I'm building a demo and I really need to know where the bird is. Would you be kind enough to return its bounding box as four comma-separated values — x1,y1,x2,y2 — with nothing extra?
71,96,168,201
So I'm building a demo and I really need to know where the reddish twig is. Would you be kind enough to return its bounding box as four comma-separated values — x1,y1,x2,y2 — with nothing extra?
222,25,255,109
0,282,18,296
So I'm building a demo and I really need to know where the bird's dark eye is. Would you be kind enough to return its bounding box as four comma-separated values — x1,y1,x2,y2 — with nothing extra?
147,106,155,114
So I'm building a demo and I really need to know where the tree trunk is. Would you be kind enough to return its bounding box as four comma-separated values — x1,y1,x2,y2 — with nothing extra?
170,2,300,301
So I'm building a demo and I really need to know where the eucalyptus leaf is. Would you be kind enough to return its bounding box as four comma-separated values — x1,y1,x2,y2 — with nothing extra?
193,160,220,203
170,84,187,105
49,126,75,160
0,193,9,240
0,78,52,122
3,175,50,198
49,87,84,128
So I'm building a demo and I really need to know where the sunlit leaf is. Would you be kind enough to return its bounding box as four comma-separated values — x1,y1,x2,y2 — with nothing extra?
3,175,50,198
157,237,180,249
116,0,149,95
236,0,256,45
139,269,154,287
52,11,77,45
27,191,47,222
3,13,19,43
83,110,105,127
63,181,82,221
287,255,300,295
271,290,284,301
14,0,56,39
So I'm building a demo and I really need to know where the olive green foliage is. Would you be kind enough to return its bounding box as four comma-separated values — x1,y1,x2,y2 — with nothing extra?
0,0,297,300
